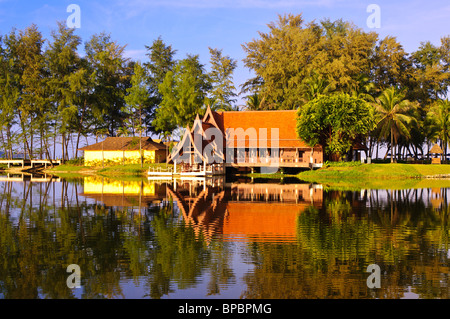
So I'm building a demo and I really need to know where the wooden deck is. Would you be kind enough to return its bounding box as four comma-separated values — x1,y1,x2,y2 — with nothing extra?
148,163,225,177
0,159,62,169
225,162,323,168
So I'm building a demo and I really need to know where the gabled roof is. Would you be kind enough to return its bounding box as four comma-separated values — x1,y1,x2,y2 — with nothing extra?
168,125,205,163
216,109,311,148
78,137,167,151
202,106,222,131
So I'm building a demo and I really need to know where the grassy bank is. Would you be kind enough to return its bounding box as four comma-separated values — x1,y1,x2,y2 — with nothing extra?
44,162,173,177
296,163,450,190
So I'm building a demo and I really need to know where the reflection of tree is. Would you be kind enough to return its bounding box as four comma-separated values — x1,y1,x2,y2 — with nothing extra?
3,176,449,299
0,178,235,299
242,188,450,299
205,241,235,296
146,200,227,298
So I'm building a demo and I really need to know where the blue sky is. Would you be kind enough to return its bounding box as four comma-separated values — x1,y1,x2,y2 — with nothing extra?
1,0,450,107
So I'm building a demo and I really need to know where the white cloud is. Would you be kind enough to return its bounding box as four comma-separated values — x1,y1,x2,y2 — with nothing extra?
124,49,146,61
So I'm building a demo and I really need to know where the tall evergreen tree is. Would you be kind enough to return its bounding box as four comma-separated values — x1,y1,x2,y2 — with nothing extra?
143,37,177,135
125,61,149,167
0,31,21,159
45,21,82,160
208,47,238,109
16,24,47,159
85,32,130,137
154,54,212,135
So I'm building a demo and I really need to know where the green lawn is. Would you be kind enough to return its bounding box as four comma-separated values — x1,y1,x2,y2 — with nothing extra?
46,162,173,177
296,163,450,190
298,163,450,179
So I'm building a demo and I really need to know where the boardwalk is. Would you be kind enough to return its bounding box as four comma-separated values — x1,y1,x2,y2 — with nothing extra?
0,159,62,169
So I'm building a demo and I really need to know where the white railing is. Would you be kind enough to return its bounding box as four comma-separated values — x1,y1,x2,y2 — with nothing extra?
148,166,173,173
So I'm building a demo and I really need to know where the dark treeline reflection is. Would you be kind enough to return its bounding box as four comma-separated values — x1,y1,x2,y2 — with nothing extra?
0,176,450,299
242,188,450,299
0,178,235,299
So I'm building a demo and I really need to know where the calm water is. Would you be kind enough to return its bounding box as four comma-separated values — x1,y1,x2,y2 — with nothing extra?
0,173,449,299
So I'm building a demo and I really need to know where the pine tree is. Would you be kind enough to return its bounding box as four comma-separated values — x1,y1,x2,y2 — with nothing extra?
125,62,149,168
208,47,238,109
45,21,82,161
85,32,130,137
154,54,212,135
143,37,177,134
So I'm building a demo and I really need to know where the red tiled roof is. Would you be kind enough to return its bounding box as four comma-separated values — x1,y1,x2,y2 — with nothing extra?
215,110,311,148
78,137,167,151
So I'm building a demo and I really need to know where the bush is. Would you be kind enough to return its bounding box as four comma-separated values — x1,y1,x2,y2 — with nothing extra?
324,161,363,168
66,157,84,166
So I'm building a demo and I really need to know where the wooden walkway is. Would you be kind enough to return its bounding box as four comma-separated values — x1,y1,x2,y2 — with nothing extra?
0,159,62,169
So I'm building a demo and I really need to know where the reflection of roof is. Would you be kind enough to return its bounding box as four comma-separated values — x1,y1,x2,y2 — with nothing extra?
78,137,167,151
222,202,310,242
80,193,165,207
217,110,311,149
429,144,443,154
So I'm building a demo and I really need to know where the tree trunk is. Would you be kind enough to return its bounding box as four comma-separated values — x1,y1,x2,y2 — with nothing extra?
7,125,12,159
390,127,394,163
75,99,87,159
102,139,104,168
0,129,7,159
140,106,143,168
62,134,65,162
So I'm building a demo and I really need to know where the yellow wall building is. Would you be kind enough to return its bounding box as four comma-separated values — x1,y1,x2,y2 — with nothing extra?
79,137,167,166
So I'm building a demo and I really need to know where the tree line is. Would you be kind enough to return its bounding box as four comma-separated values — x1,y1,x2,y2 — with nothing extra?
243,14,450,162
1,13,449,162
0,21,238,160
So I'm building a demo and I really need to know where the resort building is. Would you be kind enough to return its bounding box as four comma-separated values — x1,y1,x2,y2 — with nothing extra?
79,136,167,166
168,106,324,173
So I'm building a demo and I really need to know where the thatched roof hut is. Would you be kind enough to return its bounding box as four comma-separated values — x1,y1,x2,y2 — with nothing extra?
429,143,443,154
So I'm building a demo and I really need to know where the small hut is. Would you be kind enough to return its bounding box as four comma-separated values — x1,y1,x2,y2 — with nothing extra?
429,143,443,164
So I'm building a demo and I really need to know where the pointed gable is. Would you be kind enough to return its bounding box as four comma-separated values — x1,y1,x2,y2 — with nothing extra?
168,125,206,163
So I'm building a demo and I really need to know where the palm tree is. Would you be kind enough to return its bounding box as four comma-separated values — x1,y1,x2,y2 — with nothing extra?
374,87,416,163
245,92,265,110
136,124,144,168
427,99,450,162
350,74,376,103
301,72,335,102
117,126,129,165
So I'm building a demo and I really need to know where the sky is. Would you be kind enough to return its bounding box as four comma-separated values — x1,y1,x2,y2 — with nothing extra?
1,0,450,108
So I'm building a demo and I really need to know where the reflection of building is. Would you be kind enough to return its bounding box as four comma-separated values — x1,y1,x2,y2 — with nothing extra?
166,179,323,243
430,188,444,209
80,176,167,207
79,137,167,166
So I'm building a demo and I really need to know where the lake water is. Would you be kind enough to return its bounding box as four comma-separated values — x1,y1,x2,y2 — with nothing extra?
0,173,449,299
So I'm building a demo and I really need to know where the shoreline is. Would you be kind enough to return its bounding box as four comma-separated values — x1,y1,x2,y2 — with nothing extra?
3,163,450,190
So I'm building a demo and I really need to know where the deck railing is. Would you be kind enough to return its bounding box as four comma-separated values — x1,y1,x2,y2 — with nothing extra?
232,156,309,164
